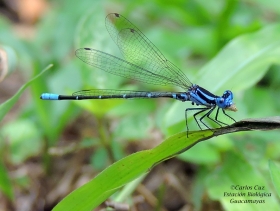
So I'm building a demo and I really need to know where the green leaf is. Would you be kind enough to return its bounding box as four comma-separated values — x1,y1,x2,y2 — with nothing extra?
269,160,280,197
0,64,53,122
53,116,280,211
53,130,211,211
196,23,280,93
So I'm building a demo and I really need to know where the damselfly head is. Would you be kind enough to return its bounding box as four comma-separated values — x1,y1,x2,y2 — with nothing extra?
226,103,237,112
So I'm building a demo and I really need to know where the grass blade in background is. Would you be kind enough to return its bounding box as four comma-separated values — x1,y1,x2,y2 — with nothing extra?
0,64,52,201
0,160,13,200
196,24,280,93
0,64,53,122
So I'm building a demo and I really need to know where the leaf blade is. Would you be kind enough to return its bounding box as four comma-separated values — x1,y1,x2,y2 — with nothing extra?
53,117,280,211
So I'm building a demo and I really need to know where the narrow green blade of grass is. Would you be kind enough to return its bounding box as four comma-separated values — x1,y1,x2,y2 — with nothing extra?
0,64,52,200
0,64,53,122
0,161,13,200
53,117,280,211
269,160,280,197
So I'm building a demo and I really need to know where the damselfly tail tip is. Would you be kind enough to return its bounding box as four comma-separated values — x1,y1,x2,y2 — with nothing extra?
226,104,237,112
40,93,59,100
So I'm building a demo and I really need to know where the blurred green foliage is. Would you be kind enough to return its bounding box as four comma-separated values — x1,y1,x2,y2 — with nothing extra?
1,0,280,210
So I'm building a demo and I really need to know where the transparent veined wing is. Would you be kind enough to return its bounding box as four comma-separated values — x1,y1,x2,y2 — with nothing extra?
75,13,192,89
